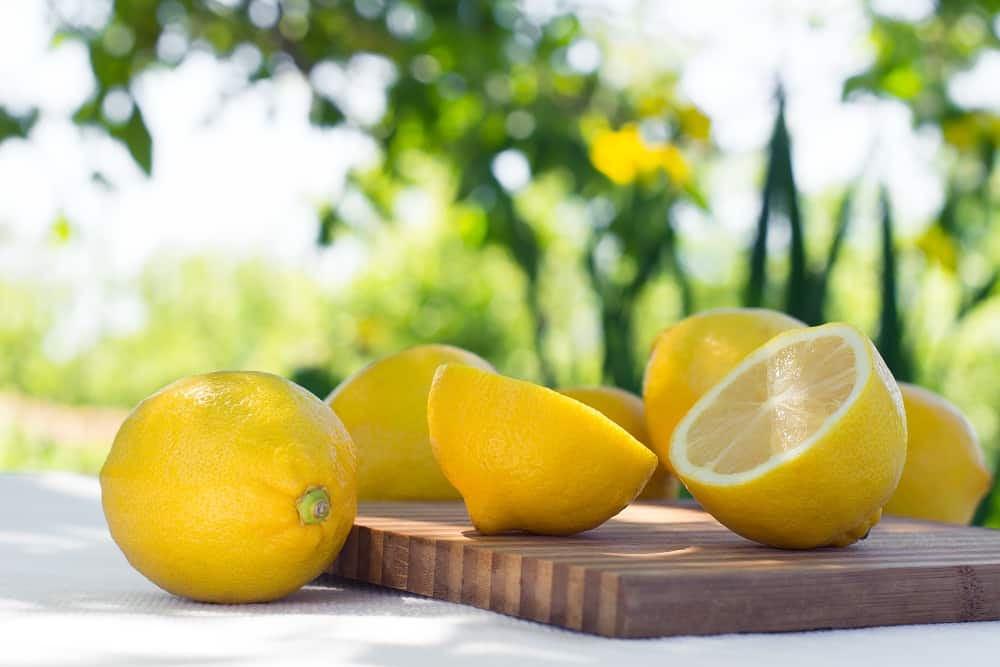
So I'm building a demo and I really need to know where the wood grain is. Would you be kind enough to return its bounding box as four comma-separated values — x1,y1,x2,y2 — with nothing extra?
326,501,1000,638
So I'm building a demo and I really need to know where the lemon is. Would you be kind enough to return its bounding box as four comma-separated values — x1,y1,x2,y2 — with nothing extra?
101,371,357,603
643,308,804,471
326,345,494,500
668,323,907,549
884,383,992,524
558,386,678,500
429,365,658,535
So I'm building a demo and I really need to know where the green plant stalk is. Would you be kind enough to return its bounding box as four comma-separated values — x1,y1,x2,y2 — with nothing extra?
664,220,694,316
876,188,913,382
973,450,1000,527
496,193,555,386
745,121,777,307
775,108,809,321
811,188,854,325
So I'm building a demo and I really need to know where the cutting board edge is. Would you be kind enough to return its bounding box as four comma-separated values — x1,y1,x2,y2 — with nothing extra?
326,505,1000,639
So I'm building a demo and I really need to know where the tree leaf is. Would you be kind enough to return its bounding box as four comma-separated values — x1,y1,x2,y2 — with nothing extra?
0,107,39,143
309,94,345,127
316,206,343,246
108,106,153,175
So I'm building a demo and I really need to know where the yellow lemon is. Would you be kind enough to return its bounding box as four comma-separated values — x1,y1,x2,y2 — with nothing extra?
643,308,804,472
101,371,357,603
429,365,657,535
326,345,494,500
884,383,992,524
558,385,678,500
668,323,907,549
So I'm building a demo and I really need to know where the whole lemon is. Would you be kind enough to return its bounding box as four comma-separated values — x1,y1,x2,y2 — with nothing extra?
101,371,357,603
644,308,804,471
429,364,657,535
558,385,678,500
326,345,493,500
884,383,992,524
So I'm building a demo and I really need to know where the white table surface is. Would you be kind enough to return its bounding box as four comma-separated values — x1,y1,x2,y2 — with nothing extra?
2,472,1000,666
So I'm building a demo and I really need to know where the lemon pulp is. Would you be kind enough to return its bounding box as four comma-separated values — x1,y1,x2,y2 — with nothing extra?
684,334,858,477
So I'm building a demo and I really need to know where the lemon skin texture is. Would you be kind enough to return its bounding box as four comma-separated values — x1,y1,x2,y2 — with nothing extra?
429,364,657,536
558,386,678,500
326,345,494,500
884,383,991,524
643,308,804,472
101,371,357,603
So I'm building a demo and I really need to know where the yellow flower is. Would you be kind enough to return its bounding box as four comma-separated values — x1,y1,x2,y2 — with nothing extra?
678,106,711,142
589,127,639,185
989,116,1000,144
941,112,1000,152
655,143,692,186
588,122,692,186
916,225,958,273
942,116,980,151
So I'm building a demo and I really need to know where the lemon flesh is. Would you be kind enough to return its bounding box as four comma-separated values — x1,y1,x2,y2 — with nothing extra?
643,308,804,472
558,386,678,500
884,383,991,524
429,365,658,536
669,323,907,549
326,345,494,500
101,371,357,603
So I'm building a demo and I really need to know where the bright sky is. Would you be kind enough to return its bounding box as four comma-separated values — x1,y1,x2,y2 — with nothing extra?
1,0,996,357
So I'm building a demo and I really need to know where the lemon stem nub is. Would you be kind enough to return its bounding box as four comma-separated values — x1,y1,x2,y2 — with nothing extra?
297,487,330,524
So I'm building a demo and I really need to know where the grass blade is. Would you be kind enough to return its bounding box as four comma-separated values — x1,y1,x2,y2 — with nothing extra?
812,188,854,323
875,187,913,382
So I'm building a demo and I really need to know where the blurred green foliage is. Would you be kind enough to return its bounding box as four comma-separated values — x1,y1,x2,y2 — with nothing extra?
1,1,1000,525
0,429,107,475
37,0,711,391
0,235,536,407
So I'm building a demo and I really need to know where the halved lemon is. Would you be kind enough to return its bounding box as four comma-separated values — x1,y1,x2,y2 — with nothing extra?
643,308,804,472
668,323,907,549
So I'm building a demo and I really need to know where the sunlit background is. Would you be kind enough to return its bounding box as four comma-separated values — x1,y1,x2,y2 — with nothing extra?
2,0,999,522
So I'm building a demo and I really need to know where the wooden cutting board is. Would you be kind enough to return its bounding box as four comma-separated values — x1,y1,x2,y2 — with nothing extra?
326,501,1000,638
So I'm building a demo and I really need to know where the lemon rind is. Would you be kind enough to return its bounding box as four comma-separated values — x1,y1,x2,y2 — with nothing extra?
668,323,873,487
900,382,986,470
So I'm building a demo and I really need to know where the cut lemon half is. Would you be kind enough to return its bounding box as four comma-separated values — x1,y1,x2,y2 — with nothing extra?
669,323,907,549
643,308,804,473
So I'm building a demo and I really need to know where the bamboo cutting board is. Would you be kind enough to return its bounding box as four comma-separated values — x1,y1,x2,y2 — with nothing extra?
326,501,1000,638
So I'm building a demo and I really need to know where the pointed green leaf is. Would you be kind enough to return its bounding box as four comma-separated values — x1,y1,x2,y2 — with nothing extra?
0,107,38,142
876,187,913,382
108,106,153,175
812,187,854,324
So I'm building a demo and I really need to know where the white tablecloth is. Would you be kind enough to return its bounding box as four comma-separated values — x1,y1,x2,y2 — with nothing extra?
2,472,999,666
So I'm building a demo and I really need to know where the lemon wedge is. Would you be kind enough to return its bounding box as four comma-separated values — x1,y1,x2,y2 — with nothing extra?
429,365,657,535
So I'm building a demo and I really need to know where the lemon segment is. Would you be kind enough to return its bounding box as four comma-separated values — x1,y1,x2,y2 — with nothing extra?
429,365,658,536
326,345,494,500
669,323,907,549
884,383,992,524
558,386,678,500
101,371,357,603
643,308,804,472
